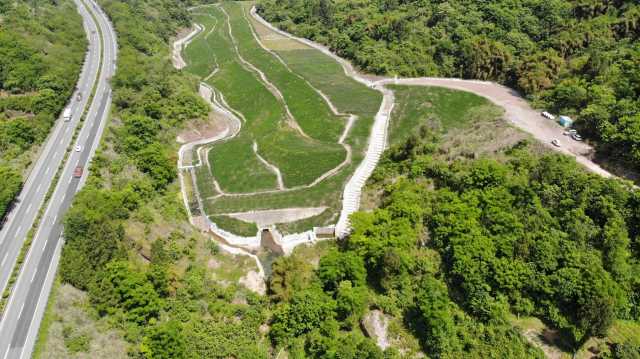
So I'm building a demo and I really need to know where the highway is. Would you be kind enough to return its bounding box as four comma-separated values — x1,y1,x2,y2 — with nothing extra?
0,0,117,357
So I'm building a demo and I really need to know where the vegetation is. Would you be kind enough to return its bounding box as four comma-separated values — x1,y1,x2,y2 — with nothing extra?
187,3,381,233
210,214,259,236
257,0,640,171
186,4,346,191
0,0,86,218
387,85,502,145
37,0,640,356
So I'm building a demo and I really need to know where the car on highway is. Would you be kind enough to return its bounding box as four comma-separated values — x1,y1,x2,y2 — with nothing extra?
63,107,72,122
73,166,83,178
551,139,561,147
541,111,555,120
75,145,82,152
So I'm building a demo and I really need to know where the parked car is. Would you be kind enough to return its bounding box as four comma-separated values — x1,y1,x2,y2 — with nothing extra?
551,139,561,147
541,111,556,120
571,133,583,141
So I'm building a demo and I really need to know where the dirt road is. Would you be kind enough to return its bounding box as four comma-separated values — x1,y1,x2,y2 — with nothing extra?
376,78,613,178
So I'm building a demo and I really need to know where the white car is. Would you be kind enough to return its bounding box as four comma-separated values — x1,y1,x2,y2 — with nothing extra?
75,145,82,152
571,133,583,141
551,139,561,147
541,111,556,120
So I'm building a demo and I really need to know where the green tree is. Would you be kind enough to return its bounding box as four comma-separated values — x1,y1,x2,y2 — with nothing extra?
89,261,162,324
318,249,367,291
141,321,186,359
270,288,337,345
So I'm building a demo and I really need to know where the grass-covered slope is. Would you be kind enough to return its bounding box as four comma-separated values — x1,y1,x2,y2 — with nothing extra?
387,85,502,146
257,0,640,174
187,5,346,191
0,0,86,219
185,2,382,233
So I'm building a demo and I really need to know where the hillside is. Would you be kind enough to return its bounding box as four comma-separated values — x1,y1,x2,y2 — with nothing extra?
256,0,640,174
0,0,86,219
33,0,640,358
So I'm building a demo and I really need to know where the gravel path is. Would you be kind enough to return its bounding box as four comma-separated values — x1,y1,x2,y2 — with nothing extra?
250,8,395,238
171,24,202,70
377,78,613,178
251,8,618,238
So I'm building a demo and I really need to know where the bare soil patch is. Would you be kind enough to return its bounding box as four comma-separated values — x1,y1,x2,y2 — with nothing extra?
224,207,327,227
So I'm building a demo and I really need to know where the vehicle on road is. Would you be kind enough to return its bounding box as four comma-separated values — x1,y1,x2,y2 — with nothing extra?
73,166,83,178
551,139,561,147
76,92,82,101
63,107,72,121
75,145,82,152
541,111,555,120
563,129,577,136
572,133,583,141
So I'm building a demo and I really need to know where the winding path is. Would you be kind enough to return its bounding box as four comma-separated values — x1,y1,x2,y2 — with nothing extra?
178,4,617,254
249,8,619,238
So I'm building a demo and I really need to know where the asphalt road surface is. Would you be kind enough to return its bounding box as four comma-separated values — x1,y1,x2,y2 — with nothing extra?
0,0,117,357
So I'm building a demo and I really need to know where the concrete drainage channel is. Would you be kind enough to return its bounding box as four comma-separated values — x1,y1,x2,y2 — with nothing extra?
174,5,620,293
172,8,395,273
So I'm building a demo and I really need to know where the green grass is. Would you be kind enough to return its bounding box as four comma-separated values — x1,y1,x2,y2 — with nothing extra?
187,8,346,190
226,3,345,143
210,214,259,236
184,3,382,232
274,48,381,118
387,85,497,145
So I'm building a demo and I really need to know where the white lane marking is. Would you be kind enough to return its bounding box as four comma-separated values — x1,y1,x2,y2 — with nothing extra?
3,346,9,359
42,239,48,252
1,253,7,266
36,183,42,192
68,176,72,184
31,268,38,283
16,225,22,234
45,166,50,174
53,214,57,223
26,203,32,213
59,138,64,145
18,303,25,318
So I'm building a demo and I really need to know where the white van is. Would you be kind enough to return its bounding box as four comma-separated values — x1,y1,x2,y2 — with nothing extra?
541,111,555,120
63,107,72,121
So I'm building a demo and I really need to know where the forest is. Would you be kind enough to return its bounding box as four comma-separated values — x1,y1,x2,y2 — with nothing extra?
42,0,640,357
0,0,86,219
256,0,640,172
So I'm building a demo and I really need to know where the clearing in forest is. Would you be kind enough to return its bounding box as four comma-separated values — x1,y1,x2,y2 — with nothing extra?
182,2,381,234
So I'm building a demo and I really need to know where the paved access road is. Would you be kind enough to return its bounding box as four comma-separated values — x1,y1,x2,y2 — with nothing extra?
0,0,117,357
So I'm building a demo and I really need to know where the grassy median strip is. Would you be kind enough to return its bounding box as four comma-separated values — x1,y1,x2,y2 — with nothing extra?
0,0,106,320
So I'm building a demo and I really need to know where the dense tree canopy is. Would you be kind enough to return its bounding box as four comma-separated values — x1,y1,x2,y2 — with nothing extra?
257,0,640,170
353,129,640,351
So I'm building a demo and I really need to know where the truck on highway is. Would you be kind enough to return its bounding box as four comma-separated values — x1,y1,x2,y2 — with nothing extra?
63,107,72,121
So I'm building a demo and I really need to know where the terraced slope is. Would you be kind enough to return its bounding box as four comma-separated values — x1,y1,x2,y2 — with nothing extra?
182,2,381,233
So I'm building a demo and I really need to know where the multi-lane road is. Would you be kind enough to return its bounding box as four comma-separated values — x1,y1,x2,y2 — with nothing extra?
0,0,117,357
